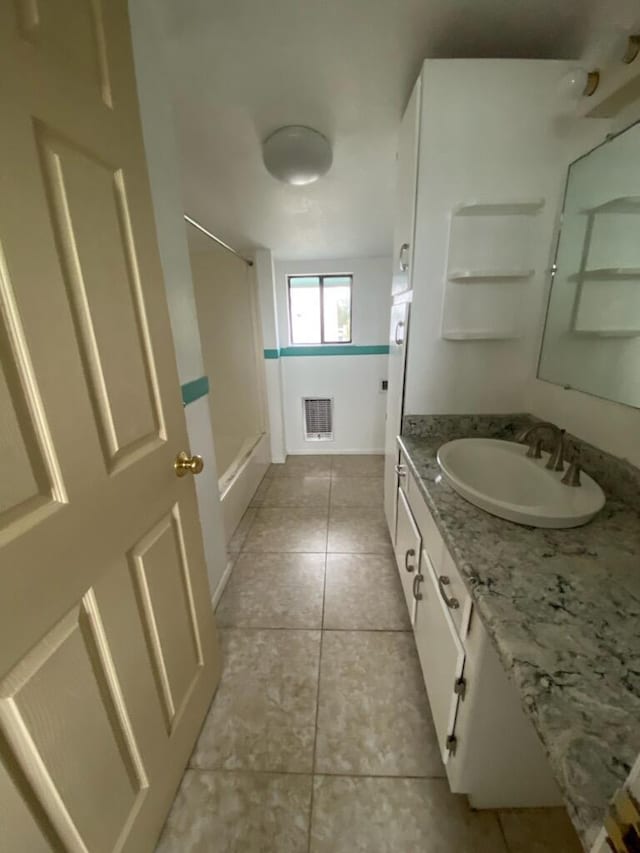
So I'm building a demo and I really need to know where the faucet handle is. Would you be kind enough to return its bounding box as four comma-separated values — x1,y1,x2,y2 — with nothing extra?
526,438,544,459
561,450,581,487
545,428,566,472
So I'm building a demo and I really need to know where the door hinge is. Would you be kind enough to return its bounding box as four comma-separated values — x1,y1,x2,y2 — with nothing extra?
446,734,457,756
454,676,466,700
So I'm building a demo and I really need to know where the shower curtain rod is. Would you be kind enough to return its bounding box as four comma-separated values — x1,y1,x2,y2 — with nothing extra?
184,214,254,266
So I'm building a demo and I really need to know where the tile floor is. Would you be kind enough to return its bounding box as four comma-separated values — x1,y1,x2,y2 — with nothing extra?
157,455,582,853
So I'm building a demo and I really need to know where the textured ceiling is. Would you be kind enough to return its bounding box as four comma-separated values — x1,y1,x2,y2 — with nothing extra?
155,0,638,260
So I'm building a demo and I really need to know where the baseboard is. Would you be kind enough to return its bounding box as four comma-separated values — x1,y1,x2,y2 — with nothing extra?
283,448,385,456
211,557,235,610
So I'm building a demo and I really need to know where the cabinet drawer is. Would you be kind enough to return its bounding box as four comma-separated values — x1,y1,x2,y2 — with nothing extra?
405,469,471,638
414,548,465,765
394,488,421,625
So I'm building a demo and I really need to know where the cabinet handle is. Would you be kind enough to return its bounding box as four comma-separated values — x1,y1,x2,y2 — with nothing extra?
394,463,407,477
437,575,460,610
394,320,405,345
398,242,410,272
412,572,423,600
404,548,416,573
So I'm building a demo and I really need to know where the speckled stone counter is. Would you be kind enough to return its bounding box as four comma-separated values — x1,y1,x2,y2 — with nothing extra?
399,415,640,850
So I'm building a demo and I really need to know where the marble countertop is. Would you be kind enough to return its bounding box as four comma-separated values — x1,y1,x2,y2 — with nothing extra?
398,429,640,850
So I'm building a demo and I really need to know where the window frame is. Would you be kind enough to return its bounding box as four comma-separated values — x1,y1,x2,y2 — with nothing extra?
287,273,353,345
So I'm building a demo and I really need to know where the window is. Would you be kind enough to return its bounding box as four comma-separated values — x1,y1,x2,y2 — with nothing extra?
288,274,352,344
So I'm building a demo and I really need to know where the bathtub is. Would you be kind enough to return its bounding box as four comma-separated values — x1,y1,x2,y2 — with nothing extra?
217,431,270,546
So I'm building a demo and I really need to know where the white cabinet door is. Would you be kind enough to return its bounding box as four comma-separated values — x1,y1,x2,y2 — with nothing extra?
414,549,465,764
394,489,421,625
383,301,410,536
391,78,421,296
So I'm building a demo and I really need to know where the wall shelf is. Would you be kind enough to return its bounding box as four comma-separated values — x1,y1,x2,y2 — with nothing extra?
585,196,640,215
571,328,640,339
442,330,520,341
448,269,534,282
453,199,545,217
569,268,640,281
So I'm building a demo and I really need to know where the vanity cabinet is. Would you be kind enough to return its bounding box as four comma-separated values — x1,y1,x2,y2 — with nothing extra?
392,450,563,808
394,488,420,625
413,547,466,764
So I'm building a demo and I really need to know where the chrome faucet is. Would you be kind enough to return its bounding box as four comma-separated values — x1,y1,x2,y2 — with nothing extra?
515,422,566,472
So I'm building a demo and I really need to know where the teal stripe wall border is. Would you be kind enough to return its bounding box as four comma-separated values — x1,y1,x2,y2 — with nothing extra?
181,375,209,406
264,345,389,359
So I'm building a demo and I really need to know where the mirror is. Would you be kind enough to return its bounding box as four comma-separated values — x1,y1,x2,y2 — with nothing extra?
538,121,640,409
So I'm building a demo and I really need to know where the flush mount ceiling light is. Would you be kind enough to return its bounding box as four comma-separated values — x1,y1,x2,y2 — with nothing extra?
262,126,332,186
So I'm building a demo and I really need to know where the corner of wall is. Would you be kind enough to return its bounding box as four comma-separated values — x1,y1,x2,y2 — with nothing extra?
129,3,229,594
255,249,286,462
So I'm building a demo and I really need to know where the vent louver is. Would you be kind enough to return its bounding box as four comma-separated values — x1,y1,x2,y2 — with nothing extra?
303,397,333,441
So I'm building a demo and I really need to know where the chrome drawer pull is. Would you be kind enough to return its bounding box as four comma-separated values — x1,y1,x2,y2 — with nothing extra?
437,575,460,610
412,573,423,601
394,320,405,345
404,548,416,573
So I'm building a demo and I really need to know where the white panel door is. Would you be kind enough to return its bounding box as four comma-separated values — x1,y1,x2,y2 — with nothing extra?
414,549,465,765
391,78,421,297
383,300,410,535
0,3,221,851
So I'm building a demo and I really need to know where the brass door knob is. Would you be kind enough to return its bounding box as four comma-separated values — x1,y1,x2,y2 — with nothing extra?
175,451,204,477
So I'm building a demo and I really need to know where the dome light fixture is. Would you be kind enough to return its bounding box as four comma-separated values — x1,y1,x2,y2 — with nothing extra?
262,125,332,186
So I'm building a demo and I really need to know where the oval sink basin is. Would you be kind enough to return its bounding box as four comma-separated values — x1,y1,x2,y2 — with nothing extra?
436,438,605,528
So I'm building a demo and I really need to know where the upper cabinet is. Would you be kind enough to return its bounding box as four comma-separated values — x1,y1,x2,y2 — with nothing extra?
391,78,421,297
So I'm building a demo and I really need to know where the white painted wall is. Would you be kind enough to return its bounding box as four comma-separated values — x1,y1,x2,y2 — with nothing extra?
255,249,286,463
526,101,640,468
129,0,228,597
404,60,608,416
274,256,391,454
401,58,640,468
525,378,640,467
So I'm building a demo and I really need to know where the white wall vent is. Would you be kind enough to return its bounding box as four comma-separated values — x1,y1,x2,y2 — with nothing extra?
302,397,334,441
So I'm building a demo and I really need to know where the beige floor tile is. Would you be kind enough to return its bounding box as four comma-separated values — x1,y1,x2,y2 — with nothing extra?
327,506,391,554
248,475,272,507
332,454,384,478
156,770,312,853
243,507,328,552
269,454,333,478
262,476,331,508
323,554,409,630
216,552,325,629
310,776,507,853
315,631,444,776
190,629,320,773
498,808,582,852
330,477,383,507
227,507,257,554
